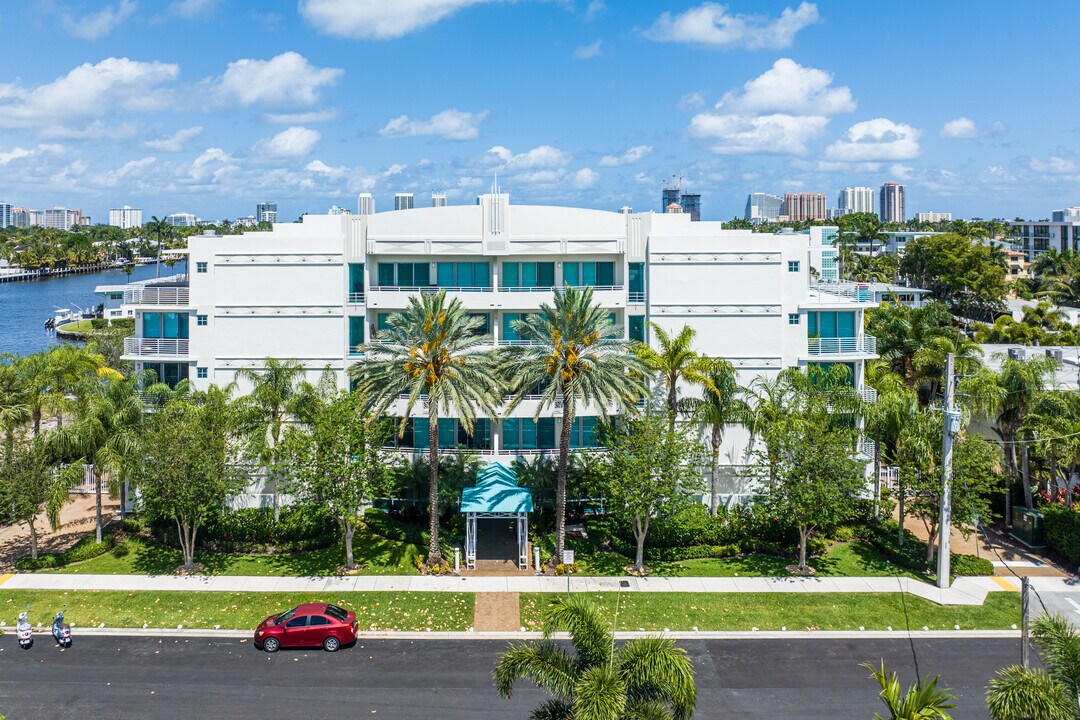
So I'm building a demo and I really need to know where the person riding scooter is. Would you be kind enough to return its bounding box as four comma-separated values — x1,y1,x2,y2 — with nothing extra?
16,606,32,649
51,606,71,648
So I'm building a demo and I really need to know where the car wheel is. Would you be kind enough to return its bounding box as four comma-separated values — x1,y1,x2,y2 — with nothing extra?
262,637,280,653
322,636,340,653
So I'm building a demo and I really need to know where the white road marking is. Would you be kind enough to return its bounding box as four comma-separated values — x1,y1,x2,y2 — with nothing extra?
1065,597,1080,617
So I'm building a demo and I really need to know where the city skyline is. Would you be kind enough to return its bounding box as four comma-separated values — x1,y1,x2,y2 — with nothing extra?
0,1,1076,223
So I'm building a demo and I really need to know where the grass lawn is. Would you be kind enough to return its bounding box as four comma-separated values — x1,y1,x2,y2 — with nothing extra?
48,530,421,577
0,590,473,631
520,592,1021,632
576,541,926,580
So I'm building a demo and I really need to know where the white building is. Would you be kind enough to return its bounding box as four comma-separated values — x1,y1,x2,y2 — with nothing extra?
109,206,143,230
432,192,447,208
1009,209,1080,260
116,195,879,504
256,202,277,224
879,183,906,223
838,187,876,216
166,212,199,227
235,216,258,228
394,193,414,211
916,212,952,223
357,193,375,216
882,231,943,255
43,206,81,231
328,205,352,216
744,193,783,223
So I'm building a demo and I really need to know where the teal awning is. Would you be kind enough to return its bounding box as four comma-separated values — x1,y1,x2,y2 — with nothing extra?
459,463,534,514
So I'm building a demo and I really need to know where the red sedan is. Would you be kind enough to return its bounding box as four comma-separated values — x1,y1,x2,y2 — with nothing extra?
254,603,358,653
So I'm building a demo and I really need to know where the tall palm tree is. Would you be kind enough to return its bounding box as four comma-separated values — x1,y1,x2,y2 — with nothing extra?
986,614,1080,720
0,362,30,459
144,216,173,278
863,367,919,521
501,286,647,561
868,302,966,393
745,370,798,485
862,661,955,719
493,596,696,720
351,290,501,566
633,322,714,420
235,357,308,522
681,359,749,516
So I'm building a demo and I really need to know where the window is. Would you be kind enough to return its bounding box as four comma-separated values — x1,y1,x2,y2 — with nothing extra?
563,261,614,287
409,418,491,450
788,313,800,325
467,312,491,336
285,616,308,629
503,418,556,450
143,362,188,387
788,260,800,272
376,262,430,287
196,315,207,326
569,417,598,449
196,262,207,273
348,264,365,294
142,312,161,339
628,262,644,299
501,261,554,288
349,316,365,354
324,605,348,622
501,313,540,342
108,293,123,300
807,311,855,338
196,367,207,379
142,312,188,340
437,261,491,288
308,616,331,627
628,315,645,342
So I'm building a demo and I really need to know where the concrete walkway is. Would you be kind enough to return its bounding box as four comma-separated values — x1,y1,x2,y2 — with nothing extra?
0,572,1041,606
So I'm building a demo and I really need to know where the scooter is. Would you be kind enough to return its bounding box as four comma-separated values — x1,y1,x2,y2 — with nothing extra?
52,606,71,648
16,606,32,649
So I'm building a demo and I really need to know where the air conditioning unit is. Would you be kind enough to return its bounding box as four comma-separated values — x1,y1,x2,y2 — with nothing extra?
1046,349,1064,363
1008,347,1024,361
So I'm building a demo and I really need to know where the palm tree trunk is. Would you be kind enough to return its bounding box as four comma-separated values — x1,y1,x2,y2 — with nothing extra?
872,440,882,519
1021,440,1033,510
666,376,678,425
427,404,442,566
897,476,905,547
94,464,103,544
555,391,574,563
709,425,722,517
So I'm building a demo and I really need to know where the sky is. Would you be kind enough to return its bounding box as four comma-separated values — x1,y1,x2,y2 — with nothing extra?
0,0,1078,223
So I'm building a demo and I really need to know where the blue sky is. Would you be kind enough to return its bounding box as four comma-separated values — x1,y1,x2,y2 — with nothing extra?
0,0,1077,223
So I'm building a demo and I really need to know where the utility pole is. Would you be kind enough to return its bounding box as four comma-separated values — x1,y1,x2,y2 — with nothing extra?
937,352,960,589
1021,576,1030,667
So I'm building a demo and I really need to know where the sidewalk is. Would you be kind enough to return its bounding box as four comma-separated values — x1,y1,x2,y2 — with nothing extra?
0,572,1037,606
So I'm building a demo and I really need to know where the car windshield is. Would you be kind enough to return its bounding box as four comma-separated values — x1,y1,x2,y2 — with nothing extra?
273,607,298,626
324,604,348,622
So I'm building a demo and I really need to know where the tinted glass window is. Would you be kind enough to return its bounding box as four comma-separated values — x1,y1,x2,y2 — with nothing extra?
309,616,331,626
325,605,348,622
285,616,308,628
274,607,297,626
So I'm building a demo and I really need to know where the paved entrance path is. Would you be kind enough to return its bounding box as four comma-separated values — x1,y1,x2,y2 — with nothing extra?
473,592,521,631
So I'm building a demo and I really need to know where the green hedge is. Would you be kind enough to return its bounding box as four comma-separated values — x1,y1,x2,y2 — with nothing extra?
15,533,116,570
952,554,995,576
1043,504,1080,565
863,519,996,576
151,504,336,552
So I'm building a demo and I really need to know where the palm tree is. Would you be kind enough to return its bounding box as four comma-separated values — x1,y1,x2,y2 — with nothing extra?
0,362,30,458
862,661,955,719
235,357,308,522
868,302,966,393
681,359,749,516
493,596,696,720
745,370,798,485
633,322,713,420
144,216,173,278
864,367,919,521
986,614,1080,720
351,290,501,566
501,286,647,561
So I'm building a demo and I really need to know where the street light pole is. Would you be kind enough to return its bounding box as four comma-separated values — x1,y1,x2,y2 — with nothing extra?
937,352,960,589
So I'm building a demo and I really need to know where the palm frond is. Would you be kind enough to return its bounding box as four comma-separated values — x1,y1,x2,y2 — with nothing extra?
493,640,577,701
986,665,1073,720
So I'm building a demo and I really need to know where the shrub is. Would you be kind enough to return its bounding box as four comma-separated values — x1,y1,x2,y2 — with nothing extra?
554,561,582,575
111,542,131,558
807,536,830,558
951,554,994,576
364,508,428,546
646,505,724,548
1043,504,1080,565
862,519,931,572
15,533,116,570
90,318,107,330
829,525,859,543
153,504,336,552
641,544,741,562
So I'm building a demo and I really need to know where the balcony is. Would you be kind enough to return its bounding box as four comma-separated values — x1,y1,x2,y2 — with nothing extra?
805,282,875,305
124,285,190,305
856,437,876,460
123,337,190,357
858,386,878,403
628,291,646,303
347,292,365,305
805,335,877,357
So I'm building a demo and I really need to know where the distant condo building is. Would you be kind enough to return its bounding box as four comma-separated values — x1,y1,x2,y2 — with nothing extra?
916,212,952,223
1009,207,1080,259
432,192,447,208
838,187,876,216
782,192,828,222
0,202,11,229
235,216,257,228
661,184,701,221
166,212,199,227
109,206,143,230
394,193,415,211
879,183,906,223
328,205,352,216
357,193,375,216
43,206,82,231
256,202,278,224
744,192,783,223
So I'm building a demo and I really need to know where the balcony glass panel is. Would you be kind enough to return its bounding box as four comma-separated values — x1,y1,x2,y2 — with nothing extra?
143,312,161,338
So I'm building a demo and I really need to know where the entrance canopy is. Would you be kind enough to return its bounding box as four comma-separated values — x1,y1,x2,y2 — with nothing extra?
460,464,533,569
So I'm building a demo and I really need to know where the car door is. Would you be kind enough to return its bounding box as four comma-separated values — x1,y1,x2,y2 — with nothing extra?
282,615,309,647
308,614,332,645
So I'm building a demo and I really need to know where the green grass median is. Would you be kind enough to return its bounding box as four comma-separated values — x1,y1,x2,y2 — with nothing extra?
520,592,1021,632
0,590,473,632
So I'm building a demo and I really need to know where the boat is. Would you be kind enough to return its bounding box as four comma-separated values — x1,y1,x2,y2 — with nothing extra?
46,308,74,330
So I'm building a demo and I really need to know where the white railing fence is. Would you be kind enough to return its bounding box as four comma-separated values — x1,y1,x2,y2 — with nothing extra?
123,337,190,356
806,335,877,355
124,286,190,305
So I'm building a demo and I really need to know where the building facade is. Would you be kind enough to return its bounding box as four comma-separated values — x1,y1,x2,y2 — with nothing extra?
782,192,828,221
394,193,414,211
0,202,11,229
879,182,905,223
916,212,951,223
357,193,375,216
109,206,143,230
744,193,783,223
431,192,447,208
838,187,875,216
166,212,199,227
256,202,278,224
1009,209,1080,259
43,206,81,231
679,193,701,221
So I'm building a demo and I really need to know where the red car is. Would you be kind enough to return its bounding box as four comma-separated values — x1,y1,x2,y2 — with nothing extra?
254,603,358,653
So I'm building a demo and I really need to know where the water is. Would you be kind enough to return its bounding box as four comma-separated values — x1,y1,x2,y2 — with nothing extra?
0,262,187,357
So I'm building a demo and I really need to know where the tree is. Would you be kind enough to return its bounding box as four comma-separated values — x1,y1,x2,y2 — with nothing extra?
130,387,243,571
862,661,955,719
500,286,647,562
0,434,83,560
898,232,1007,320
986,615,1080,720
868,301,974,396
0,362,30,458
680,359,748,516
632,323,713,421
351,290,501,567
864,367,919,520
493,596,696,720
599,412,705,573
282,380,398,570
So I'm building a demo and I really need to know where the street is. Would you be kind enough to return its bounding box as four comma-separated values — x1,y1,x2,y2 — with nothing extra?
0,634,1023,719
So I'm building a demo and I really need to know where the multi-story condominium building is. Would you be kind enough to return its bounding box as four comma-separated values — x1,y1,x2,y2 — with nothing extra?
394,193,414,211
680,194,701,222
881,231,942,255
116,194,879,505
256,202,278,224
43,206,81,231
782,192,828,221
357,193,375,216
432,192,447,208
166,212,199,227
916,212,951,223
0,202,11,228
838,187,875,216
879,182,905,223
28,209,45,227
327,205,352,216
744,193,783,223
109,206,143,230
10,208,32,228
1009,210,1080,260
661,186,680,214
235,216,258,228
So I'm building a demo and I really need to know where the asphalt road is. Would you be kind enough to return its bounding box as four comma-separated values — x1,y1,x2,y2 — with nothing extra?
0,634,1022,720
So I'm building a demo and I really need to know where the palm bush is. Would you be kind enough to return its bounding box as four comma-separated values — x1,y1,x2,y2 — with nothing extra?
987,614,1080,720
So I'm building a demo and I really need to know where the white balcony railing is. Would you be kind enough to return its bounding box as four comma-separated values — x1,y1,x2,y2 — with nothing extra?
628,291,646,303
124,285,190,305
856,437,876,460
806,335,877,356
347,292,365,305
123,337,190,356
369,286,494,293
858,386,878,403
806,282,874,304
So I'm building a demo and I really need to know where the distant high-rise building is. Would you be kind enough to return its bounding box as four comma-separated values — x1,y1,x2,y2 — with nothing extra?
664,202,683,214
166,212,199,227
327,205,352,216
916,211,952,223
827,208,852,220
0,202,11,229
879,183,906,223
28,209,44,227
431,192,447,208
744,193,783,223
235,215,257,227
43,206,81,231
395,193,414,211
108,206,143,230
357,193,375,216
782,193,828,221
838,187,876,216
662,186,680,214
256,202,277,224
680,193,701,222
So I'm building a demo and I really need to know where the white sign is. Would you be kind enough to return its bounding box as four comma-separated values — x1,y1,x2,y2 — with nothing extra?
562,550,575,565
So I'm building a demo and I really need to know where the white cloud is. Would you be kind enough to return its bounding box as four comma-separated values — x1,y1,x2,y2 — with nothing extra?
263,109,341,124
170,0,220,18
189,147,237,183
59,0,137,40
299,0,499,40
689,112,829,155
1029,156,1078,174
484,145,572,169
717,58,854,115
0,143,64,166
571,167,599,188
573,39,603,59
215,52,343,107
142,126,203,152
598,145,653,167
939,116,1006,140
889,164,913,181
380,109,488,140
584,0,605,20
253,127,322,158
644,1,819,49
305,159,349,179
91,156,157,187
677,91,705,111
825,118,922,161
